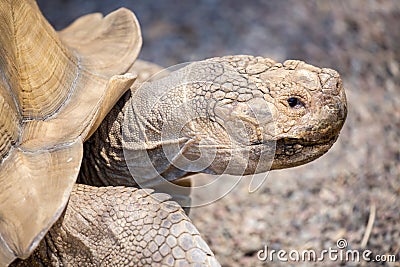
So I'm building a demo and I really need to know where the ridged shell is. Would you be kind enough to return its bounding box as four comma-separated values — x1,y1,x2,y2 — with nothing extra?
0,0,142,264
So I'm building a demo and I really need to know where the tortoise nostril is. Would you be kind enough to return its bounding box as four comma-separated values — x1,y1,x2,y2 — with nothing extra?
287,97,304,108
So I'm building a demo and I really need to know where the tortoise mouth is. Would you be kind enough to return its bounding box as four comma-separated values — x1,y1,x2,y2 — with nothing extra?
277,134,338,147
271,134,338,170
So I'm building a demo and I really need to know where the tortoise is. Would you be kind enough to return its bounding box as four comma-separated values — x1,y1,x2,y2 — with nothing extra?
0,1,347,266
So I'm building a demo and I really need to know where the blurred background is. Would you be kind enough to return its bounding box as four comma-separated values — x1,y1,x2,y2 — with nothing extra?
37,1,400,266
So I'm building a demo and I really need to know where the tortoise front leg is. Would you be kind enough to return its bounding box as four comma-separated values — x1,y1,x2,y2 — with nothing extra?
11,184,219,267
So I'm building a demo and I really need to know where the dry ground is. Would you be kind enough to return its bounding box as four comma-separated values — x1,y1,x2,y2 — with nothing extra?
38,1,400,266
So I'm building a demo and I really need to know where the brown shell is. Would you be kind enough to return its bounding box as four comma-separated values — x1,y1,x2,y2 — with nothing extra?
0,0,141,263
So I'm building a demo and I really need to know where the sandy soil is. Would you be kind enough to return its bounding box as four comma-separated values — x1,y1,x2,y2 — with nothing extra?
38,1,400,266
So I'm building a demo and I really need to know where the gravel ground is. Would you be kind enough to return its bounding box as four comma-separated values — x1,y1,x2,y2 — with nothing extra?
38,1,400,266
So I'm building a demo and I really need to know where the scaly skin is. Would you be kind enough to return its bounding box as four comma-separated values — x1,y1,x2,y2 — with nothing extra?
14,56,346,266
11,184,218,267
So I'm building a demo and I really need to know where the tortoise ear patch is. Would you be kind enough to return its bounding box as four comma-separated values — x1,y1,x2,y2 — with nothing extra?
0,138,83,263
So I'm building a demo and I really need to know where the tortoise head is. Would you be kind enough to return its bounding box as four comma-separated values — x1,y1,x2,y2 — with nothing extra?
255,59,347,170
124,56,347,179
198,56,347,175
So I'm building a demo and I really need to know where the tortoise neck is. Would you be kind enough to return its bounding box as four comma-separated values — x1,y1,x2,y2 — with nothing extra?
78,90,135,186
78,89,192,187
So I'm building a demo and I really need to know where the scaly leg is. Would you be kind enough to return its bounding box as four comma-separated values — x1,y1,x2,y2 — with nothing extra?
11,184,219,267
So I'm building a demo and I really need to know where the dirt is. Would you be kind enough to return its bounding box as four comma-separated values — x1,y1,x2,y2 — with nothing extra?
38,1,400,266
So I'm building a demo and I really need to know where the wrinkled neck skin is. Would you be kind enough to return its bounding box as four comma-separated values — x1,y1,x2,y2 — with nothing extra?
79,56,347,189
78,91,135,186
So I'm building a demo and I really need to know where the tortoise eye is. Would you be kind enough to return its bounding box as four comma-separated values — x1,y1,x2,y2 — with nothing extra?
287,97,305,108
